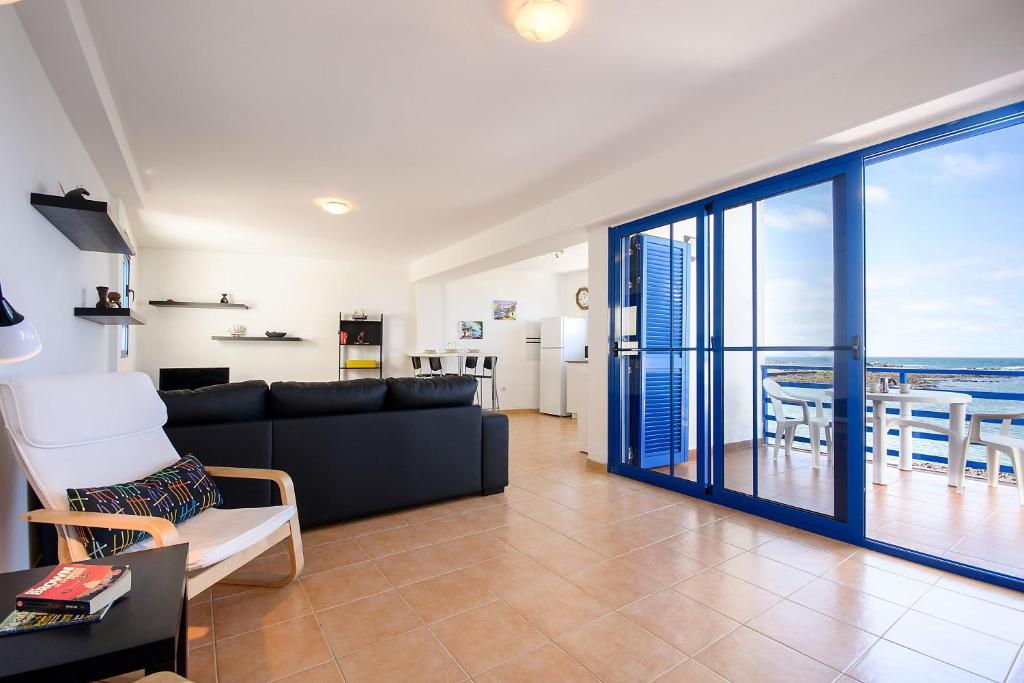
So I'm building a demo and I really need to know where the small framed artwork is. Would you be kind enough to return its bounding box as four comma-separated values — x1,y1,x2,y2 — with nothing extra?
493,300,517,320
460,320,483,339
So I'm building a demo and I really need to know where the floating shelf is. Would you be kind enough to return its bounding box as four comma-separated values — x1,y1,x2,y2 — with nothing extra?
212,336,302,342
74,308,146,325
31,193,135,256
150,300,249,309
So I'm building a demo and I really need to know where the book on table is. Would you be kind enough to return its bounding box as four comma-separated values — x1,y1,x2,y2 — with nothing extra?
0,603,112,636
15,564,131,615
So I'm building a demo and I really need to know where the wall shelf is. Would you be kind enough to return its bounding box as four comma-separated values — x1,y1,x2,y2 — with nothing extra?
212,336,302,342
74,308,146,325
31,193,135,255
150,300,249,309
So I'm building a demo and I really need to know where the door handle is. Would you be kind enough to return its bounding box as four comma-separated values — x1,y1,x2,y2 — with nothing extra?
612,343,639,357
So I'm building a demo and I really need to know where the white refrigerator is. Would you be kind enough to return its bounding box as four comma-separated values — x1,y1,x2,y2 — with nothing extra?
539,316,587,416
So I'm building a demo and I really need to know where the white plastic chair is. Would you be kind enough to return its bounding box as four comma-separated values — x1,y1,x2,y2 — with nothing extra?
955,410,1024,505
763,377,833,468
0,372,304,599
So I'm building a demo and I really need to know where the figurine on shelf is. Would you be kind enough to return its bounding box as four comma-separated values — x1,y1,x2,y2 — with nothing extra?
352,308,368,320
95,286,110,308
106,292,122,308
60,183,91,202
229,324,247,337
220,293,230,304
355,330,367,344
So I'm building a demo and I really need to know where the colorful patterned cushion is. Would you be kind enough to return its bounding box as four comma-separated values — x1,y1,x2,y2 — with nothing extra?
66,455,222,558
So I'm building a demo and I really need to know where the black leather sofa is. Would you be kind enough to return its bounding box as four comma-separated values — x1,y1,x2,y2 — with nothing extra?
158,376,509,528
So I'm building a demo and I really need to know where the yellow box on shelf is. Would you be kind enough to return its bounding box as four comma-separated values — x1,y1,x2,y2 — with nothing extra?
345,359,378,368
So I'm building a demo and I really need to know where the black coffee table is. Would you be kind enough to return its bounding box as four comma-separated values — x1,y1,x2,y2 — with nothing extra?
0,544,188,683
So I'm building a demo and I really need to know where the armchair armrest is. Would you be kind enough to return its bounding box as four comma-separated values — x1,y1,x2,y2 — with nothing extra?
204,466,297,506
969,412,1024,440
22,509,180,547
777,395,812,422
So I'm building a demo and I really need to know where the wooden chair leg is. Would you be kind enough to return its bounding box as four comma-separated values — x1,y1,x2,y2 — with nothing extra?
218,519,304,589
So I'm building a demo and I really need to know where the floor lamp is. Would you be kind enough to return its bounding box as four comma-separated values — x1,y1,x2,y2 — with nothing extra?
0,280,42,364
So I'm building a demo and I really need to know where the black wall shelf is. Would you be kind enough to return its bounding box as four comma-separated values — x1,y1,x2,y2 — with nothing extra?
339,314,384,379
31,193,135,256
150,300,249,309
212,336,302,342
74,308,146,325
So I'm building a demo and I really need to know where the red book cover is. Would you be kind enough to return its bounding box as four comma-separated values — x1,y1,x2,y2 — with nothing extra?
16,564,130,615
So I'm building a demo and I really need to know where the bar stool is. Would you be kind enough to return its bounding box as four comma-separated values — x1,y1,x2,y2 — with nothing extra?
428,356,446,376
410,356,428,377
466,356,499,410
462,355,481,404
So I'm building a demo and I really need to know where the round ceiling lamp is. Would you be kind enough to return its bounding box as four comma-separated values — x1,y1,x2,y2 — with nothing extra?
0,0,24,5
322,200,350,215
515,0,573,43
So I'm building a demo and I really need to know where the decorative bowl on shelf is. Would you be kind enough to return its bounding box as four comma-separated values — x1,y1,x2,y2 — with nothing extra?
265,331,287,338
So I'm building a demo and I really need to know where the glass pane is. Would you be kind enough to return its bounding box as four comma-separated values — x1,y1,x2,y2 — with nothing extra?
758,352,836,516
756,181,834,347
723,205,753,346
723,351,754,495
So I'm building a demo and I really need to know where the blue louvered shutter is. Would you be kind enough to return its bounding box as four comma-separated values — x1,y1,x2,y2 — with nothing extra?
635,235,690,469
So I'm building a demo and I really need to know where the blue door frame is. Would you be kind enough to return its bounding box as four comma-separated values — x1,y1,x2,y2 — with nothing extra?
607,99,1024,592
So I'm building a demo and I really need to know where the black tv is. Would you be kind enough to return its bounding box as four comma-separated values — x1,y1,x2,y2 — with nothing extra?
159,367,229,391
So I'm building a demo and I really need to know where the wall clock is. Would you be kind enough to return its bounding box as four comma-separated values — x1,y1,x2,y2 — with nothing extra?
575,286,590,310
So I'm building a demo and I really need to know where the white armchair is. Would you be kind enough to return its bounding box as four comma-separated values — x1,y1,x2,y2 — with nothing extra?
763,377,833,468
0,372,303,599
955,410,1024,505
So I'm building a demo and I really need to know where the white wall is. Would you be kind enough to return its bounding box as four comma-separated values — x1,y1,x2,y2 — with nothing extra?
558,270,588,320
0,9,127,571
134,248,413,384
439,270,564,410
585,229,609,464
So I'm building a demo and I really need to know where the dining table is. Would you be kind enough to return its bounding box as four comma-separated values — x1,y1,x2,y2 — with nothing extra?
788,386,973,486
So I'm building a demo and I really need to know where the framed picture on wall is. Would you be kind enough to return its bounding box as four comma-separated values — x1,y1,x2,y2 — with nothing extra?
493,300,517,320
460,320,483,339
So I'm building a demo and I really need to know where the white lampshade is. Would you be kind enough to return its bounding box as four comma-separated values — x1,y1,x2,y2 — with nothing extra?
0,320,41,364
515,0,573,43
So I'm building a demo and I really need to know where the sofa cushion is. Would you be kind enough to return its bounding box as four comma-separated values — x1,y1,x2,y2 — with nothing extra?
160,381,268,427
269,379,387,418
67,454,223,558
386,376,478,410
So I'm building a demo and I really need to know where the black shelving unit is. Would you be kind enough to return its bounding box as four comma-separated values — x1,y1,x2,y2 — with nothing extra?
31,193,135,255
150,300,249,309
74,307,146,325
339,314,383,379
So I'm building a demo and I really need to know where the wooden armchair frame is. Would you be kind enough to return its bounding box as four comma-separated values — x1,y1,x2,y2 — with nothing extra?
23,466,304,600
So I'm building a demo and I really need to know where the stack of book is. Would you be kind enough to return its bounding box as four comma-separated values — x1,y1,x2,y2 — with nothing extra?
0,564,131,636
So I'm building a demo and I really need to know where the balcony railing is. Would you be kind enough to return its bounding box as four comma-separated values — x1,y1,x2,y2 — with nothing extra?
761,364,1024,474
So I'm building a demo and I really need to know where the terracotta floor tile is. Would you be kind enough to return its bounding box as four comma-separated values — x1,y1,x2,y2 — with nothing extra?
556,613,686,683
848,639,989,683
848,548,944,584
188,599,213,650
212,581,312,639
301,522,351,547
883,610,1019,681
414,513,482,543
342,511,410,537
373,543,459,586
673,569,781,622
716,551,816,596
618,538,707,585
271,661,344,683
695,626,839,683
788,577,907,636
696,518,781,550
914,585,1024,643
489,519,567,551
355,524,430,558
463,551,561,597
215,614,332,683
654,659,729,683
300,560,392,610
753,536,850,575
567,557,666,609
459,505,530,533
670,531,746,566
435,531,514,568
935,572,1024,612
430,601,548,676
187,644,217,683
337,627,467,683
748,600,877,671
518,536,608,576
317,589,423,657
398,569,498,623
620,589,739,655
823,558,931,607
504,576,610,637
299,538,369,577
475,642,598,682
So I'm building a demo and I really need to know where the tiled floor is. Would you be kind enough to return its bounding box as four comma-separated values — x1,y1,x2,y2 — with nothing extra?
111,412,1024,683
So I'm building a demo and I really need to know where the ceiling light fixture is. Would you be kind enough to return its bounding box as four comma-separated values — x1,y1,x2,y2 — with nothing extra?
515,0,573,43
0,0,24,5
322,201,350,215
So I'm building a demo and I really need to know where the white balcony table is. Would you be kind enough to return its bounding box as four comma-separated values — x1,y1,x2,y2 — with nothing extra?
787,387,973,486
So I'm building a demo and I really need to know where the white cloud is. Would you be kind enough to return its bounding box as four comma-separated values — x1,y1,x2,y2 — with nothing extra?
760,205,830,232
989,267,1024,281
938,152,1004,179
865,184,891,205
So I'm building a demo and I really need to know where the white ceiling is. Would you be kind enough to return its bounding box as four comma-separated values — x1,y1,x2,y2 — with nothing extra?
504,242,588,273
49,1,1019,262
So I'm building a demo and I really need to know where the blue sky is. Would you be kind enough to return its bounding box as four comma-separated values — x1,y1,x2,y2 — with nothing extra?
865,122,1024,357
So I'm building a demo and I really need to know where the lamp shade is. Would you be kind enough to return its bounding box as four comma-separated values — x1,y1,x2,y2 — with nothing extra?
515,0,573,43
0,284,42,364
